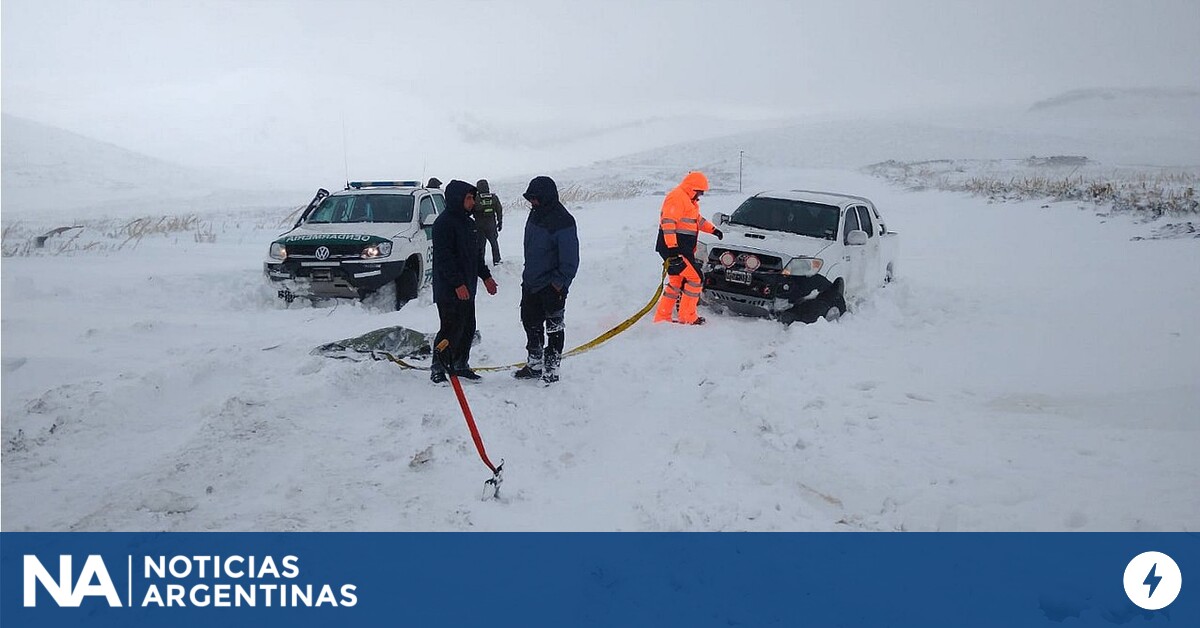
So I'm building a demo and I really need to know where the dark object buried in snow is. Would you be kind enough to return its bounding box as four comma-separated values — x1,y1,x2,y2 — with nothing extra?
312,325,480,362
35,225,84,248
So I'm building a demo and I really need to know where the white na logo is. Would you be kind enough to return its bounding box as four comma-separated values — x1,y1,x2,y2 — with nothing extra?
24,555,122,607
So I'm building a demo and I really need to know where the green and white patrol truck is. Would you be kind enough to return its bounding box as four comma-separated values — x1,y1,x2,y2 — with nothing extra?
264,181,444,310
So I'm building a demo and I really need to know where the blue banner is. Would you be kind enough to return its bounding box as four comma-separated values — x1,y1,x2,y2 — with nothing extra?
2,533,1194,626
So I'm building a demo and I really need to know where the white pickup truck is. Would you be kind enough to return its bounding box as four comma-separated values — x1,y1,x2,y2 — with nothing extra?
264,181,444,310
697,190,898,324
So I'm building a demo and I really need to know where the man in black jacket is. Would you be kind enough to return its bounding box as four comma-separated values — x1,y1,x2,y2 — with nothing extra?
431,180,498,383
513,176,579,384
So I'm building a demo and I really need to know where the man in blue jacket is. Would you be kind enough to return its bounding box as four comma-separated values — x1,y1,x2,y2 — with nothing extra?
514,176,579,384
431,179,498,383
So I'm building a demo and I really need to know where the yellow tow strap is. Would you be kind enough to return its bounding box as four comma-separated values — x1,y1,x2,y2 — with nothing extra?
383,267,667,373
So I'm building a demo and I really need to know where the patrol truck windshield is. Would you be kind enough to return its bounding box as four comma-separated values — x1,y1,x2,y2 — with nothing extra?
307,195,415,223
728,197,841,241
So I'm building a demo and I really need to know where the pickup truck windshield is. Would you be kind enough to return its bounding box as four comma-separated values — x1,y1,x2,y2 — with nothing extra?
728,197,841,240
306,195,415,223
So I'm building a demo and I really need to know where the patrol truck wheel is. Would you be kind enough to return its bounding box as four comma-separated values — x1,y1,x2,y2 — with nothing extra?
396,260,421,308
362,282,398,313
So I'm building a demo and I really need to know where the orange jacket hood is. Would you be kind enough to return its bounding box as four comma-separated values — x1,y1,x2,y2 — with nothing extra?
678,171,709,195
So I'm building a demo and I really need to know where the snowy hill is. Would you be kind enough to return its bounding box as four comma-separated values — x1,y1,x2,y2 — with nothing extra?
1021,88,1200,162
481,89,1199,208
2,114,215,211
5,67,790,197
8,85,1195,223
454,110,784,158
1,114,297,219
587,97,1199,179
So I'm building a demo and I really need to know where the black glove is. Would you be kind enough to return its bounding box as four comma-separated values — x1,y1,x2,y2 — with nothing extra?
712,228,724,240
666,256,687,276
497,223,503,232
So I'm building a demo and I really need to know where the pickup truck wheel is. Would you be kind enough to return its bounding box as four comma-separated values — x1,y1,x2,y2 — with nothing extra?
396,259,421,309
363,260,420,312
362,281,397,312
831,288,847,318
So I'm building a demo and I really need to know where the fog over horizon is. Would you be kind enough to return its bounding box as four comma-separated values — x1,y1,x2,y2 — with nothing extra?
3,0,1199,187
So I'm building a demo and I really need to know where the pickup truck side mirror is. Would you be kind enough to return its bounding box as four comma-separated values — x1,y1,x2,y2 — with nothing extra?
712,212,727,225
420,213,437,227
846,230,868,246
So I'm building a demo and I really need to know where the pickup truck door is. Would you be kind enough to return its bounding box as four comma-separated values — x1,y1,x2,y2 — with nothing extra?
840,207,866,298
419,195,439,284
855,205,883,287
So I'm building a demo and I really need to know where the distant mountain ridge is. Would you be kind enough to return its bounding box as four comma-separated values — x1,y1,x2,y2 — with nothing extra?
578,88,1200,180
7,85,1198,218
1,114,294,217
1029,87,1200,112
453,112,780,151
2,114,224,213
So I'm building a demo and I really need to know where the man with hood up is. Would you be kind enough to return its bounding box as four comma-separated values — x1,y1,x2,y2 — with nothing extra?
430,179,498,383
474,179,504,264
513,176,579,384
654,171,723,325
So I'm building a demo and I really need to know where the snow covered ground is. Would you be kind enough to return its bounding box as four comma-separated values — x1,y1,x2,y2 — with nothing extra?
3,162,1198,531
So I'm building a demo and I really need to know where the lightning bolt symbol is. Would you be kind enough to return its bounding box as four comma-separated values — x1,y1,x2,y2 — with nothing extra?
1144,563,1162,598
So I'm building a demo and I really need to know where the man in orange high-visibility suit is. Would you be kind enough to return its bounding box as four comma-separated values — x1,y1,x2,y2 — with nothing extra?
654,171,723,324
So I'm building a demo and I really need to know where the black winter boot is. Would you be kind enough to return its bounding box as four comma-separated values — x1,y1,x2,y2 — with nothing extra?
542,347,560,384
451,354,480,381
514,351,543,380
430,367,448,384
455,368,481,381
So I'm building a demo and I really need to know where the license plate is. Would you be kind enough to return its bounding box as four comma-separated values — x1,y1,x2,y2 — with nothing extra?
725,269,752,285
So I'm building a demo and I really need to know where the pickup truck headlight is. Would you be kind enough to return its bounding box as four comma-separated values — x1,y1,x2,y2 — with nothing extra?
782,257,823,277
361,241,393,259
269,242,287,260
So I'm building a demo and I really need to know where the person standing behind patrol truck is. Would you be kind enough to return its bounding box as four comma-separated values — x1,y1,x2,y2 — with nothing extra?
474,179,504,264
431,180,498,383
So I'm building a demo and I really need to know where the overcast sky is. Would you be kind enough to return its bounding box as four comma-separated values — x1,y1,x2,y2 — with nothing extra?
3,0,1198,184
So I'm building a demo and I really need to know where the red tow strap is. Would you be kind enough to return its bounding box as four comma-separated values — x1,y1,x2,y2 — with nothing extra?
447,373,498,474
436,339,498,474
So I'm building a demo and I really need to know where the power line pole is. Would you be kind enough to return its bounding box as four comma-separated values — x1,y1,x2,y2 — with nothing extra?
738,150,744,193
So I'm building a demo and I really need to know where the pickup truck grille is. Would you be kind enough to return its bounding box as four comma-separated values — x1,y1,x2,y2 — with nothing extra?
287,244,365,259
708,248,783,270
704,267,835,316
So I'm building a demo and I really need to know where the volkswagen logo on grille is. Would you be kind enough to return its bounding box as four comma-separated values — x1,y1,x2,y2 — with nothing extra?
314,246,331,261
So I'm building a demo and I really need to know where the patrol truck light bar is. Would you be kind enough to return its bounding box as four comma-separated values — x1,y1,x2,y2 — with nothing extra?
347,181,421,189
